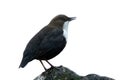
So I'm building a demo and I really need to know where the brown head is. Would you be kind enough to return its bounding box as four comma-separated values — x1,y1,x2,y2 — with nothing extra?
48,14,76,27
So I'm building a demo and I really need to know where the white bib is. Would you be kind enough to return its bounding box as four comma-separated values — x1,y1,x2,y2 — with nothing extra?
63,21,69,40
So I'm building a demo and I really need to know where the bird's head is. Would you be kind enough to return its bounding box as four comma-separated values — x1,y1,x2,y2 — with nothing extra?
48,14,76,27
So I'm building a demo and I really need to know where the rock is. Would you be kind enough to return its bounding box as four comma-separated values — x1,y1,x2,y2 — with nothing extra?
34,66,115,80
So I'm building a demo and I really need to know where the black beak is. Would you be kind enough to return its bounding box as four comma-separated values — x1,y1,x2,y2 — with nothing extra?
69,17,76,21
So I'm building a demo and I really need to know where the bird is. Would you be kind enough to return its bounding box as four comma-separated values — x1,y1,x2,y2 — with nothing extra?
19,14,76,70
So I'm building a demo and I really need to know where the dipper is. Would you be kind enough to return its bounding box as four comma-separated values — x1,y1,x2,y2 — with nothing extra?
19,14,76,70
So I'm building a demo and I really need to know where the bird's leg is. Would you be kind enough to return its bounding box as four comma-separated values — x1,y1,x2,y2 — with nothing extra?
45,60,54,68
40,60,47,70
46,60,61,71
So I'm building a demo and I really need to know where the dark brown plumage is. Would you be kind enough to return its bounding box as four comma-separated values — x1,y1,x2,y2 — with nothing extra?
19,14,76,70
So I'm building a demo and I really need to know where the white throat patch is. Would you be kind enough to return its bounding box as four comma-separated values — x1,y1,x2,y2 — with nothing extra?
63,21,69,40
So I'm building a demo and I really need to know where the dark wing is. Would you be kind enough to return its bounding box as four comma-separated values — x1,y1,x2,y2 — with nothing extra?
19,26,52,68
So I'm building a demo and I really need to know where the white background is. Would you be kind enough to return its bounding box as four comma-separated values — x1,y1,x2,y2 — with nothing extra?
0,0,120,80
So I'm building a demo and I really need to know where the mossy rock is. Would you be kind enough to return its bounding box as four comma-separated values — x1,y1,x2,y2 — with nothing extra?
34,66,114,80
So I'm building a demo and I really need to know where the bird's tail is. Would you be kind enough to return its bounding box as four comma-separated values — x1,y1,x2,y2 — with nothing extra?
19,58,29,68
